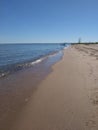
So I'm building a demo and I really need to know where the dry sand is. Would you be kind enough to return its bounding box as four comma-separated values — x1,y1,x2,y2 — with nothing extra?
11,44,98,130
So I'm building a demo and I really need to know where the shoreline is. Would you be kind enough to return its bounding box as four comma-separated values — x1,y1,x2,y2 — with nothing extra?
0,44,98,130
0,49,64,130
0,49,64,78
11,44,98,130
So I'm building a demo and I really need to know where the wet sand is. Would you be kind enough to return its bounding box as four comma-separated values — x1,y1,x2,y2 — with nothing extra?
10,44,98,130
0,51,63,130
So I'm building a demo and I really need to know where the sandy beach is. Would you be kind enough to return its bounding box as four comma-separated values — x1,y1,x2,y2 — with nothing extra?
1,44,98,130
1,0,98,129
8,44,97,130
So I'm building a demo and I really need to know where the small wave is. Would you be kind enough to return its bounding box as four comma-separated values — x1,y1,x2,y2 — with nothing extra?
64,44,71,49
30,51,63,65
30,58,44,65
0,72,9,78
48,51,62,58
0,73,5,78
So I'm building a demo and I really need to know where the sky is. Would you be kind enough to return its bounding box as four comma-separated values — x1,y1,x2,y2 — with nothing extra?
0,0,98,43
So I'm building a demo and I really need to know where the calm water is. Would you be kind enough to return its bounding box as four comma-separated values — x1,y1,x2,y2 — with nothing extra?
0,43,68,77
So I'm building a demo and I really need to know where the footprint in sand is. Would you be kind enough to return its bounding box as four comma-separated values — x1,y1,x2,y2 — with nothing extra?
90,92,98,105
85,119,96,128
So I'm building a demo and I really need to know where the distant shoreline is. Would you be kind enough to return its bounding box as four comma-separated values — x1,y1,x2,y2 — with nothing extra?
71,42,98,44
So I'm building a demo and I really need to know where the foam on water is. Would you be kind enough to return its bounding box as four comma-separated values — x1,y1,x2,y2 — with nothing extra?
31,58,44,65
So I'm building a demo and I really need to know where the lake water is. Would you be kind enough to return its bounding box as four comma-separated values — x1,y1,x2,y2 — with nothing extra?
0,43,68,77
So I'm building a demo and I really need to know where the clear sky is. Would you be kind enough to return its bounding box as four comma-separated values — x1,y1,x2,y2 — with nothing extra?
0,0,98,43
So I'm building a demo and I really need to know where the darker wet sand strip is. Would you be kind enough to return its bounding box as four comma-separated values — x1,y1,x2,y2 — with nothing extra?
0,51,63,130
11,45,98,130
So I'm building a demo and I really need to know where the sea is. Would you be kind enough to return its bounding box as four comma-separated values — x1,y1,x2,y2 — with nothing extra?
0,43,68,77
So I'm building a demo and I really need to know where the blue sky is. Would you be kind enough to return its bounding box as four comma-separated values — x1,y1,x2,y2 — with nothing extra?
0,0,98,43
